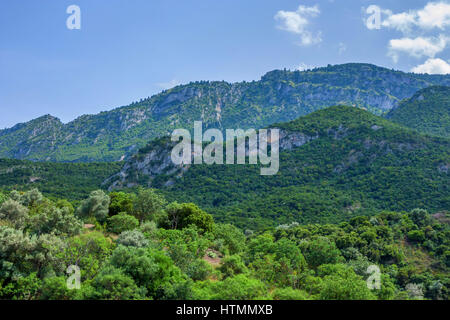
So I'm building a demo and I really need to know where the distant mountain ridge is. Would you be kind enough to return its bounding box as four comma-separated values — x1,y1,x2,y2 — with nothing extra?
1,63,450,162
386,86,450,138
104,106,450,229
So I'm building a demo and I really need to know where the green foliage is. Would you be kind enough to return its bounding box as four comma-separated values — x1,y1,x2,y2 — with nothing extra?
107,213,139,234
81,266,146,300
132,188,166,223
108,245,192,299
58,231,114,281
0,192,6,206
192,274,267,300
317,264,377,300
213,224,246,254
155,106,450,230
0,159,122,200
0,187,448,301
40,276,77,300
109,192,135,216
271,287,309,300
164,202,214,233
387,86,450,138
220,255,248,278
28,204,82,237
116,230,149,248
300,237,343,269
0,199,29,229
76,190,110,223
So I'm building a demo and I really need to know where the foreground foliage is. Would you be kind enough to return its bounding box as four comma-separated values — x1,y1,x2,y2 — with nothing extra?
0,188,448,300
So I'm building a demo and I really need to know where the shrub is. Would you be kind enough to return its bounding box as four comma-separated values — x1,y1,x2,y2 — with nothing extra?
107,213,139,234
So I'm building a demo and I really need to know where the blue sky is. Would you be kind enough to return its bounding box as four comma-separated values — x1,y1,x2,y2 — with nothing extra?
1,0,449,128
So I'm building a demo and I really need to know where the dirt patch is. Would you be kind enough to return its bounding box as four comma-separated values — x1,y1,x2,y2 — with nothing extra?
203,249,222,268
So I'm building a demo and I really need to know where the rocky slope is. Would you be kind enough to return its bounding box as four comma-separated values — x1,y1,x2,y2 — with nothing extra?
1,63,450,162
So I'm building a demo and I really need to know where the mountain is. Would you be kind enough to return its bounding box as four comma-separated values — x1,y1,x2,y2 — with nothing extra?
386,86,450,138
104,106,450,230
1,63,450,162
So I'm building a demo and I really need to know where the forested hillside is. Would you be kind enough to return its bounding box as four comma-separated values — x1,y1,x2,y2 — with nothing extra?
1,64,449,162
0,188,448,300
106,106,450,229
386,86,450,138
0,159,122,200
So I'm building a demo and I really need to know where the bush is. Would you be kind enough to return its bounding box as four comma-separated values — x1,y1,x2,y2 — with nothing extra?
407,230,425,243
107,213,139,234
117,230,149,248
76,190,110,223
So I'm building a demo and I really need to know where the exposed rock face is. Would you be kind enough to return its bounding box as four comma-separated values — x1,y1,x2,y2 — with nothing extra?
104,129,322,190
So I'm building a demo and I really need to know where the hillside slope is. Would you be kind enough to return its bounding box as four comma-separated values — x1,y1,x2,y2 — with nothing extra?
0,159,122,200
105,106,450,229
1,63,450,162
386,86,450,138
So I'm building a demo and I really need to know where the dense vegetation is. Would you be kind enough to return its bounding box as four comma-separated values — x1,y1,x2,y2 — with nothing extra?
111,106,450,230
386,86,450,138
0,159,122,200
0,188,448,300
1,64,449,162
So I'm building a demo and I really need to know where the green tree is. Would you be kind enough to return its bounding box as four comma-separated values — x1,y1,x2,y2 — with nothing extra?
76,190,110,223
300,237,343,269
133,189,166,223
0,199,29,229
317,264,377,300
220,255,248,278
109,192,135,216
107,213,139,234
165,202,214,233
213,224,246,254
109,245,192,299
40,276,77,300
82,266,146,300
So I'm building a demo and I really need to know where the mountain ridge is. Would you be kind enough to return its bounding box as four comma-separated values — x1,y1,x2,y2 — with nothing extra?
1,63,450,162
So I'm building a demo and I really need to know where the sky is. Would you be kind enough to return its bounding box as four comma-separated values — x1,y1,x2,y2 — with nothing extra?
0,0,449,128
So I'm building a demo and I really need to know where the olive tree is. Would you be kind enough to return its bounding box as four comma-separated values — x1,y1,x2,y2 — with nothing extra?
76,190,110,222
0,199,29,229
132,189,166,223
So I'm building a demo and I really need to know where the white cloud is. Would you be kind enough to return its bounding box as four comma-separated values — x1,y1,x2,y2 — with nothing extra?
380,1,450,33
157,79,180,90
382,11,416,33
388,35,449,62
275,5,322,46
417,2,450,29
411,58,450,74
